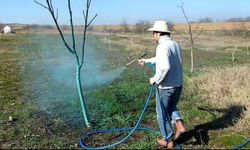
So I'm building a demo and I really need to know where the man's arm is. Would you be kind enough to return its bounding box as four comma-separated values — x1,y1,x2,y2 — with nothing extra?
138,57,156,67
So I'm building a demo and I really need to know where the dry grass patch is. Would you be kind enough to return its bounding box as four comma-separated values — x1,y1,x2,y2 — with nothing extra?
195,65,250,130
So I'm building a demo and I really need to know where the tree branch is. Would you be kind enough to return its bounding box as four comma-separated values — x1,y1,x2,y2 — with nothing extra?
193,28,203,41
193,23,201,35
177,3,194,42
48,0,54,13
88,14,97,26
174,30,191,42
34,0,75,54
178,3,190,25
68,0,76,53
56,8,58,20
34,0,49,10
83,11,86,21
80,0,97,68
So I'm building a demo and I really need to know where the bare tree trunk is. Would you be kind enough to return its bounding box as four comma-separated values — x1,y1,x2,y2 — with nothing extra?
247,45,249,56
76,64,90,127
190,45,194,73
131,35,134,50
29,36,32,45
15,36,19,51
108,25,112,51
232,49,235,61
27,32,32,45
232,39,238,61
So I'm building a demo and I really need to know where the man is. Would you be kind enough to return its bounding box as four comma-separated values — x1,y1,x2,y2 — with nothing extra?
138,20,186,148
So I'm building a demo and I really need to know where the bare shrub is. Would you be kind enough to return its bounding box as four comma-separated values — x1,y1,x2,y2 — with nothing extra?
199,17,213,23
120,19,130,33
135,20,151,33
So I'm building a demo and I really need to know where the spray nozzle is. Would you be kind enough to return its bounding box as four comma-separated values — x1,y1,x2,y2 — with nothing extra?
124,51,148,68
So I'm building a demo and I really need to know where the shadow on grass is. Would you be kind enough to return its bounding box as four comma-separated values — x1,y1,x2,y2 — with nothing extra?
176,105,246,146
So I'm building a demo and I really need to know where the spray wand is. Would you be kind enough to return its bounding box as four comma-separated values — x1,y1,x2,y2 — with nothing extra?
124,51,147,68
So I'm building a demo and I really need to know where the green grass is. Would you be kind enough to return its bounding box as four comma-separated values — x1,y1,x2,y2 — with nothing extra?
209,131,250,149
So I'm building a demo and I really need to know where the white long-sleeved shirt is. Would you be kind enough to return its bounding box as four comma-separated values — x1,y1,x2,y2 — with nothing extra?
144,35,183,89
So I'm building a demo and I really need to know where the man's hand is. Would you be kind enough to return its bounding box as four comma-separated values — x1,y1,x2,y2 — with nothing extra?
149,77,156,85
137,59,145,66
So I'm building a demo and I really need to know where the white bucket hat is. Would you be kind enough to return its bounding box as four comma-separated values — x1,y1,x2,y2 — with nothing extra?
148,20,171,33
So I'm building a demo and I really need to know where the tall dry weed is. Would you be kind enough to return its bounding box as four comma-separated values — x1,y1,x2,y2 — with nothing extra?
189,65,250,130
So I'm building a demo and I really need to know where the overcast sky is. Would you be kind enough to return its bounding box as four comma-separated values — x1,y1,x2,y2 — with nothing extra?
0,0,250,25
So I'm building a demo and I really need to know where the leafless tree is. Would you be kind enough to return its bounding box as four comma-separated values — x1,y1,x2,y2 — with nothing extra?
199,17,213,23
245,31,250,56
241,27,250,56
176,3,203,73
135,20,151,33
34,0,97,127
231,23,241,61
0,24,2,38
0,23,3,31
232,39,239,61
167,21,174,32
231,22,250,61
120,19,130,33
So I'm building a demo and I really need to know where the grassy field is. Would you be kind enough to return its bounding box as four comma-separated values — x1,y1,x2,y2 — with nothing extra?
0,29,249,149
